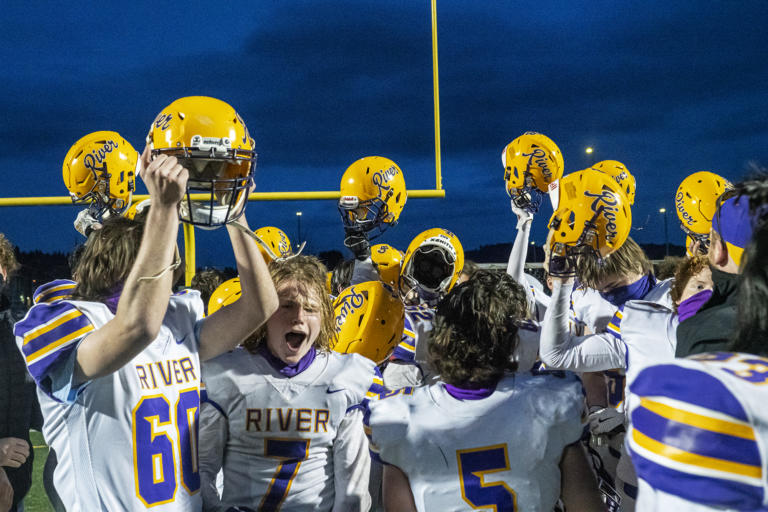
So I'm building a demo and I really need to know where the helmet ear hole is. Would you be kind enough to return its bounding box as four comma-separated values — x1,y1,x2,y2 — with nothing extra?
567,210,576,229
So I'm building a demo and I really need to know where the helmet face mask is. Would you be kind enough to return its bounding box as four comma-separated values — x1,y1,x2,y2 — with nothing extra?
147,96,257,229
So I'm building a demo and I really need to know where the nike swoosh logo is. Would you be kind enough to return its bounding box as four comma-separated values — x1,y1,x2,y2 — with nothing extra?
327,387,345,394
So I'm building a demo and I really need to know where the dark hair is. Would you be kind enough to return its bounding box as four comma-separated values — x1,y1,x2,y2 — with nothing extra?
730,221,768,356
331,258,354,295
428,270,527,388
655,256,683,281
190,268,226,313
72,216,145,301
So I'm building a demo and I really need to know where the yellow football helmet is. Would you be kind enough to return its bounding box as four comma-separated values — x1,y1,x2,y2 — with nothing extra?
675,171,731,246
147,96,256,229
338,156,407,239
547,170,632,276
371,243,404,289
502,132,564,213
63,131,139,218
331,281,405,364
252,226,295,263
207,277,241,315
591,160,635,205
399,228,464,305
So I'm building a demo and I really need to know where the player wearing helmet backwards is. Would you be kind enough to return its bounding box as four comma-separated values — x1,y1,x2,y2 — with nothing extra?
365,270,603,511
15,96,278,511
198,255,384,511
383,228,464,388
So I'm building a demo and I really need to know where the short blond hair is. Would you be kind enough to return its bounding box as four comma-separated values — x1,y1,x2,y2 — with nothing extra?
576,237,651,289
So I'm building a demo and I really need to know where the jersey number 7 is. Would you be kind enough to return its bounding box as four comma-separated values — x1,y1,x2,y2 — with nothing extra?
259,438,311,511
457,444,517,511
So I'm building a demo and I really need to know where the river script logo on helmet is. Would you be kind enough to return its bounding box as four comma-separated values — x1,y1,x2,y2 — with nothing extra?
63,131,139,219
547,170,632,277
338,156,406,239
252,226,297,263
147,96,257,229
331,281,405,364
591,160,636,205
675,171,731,248
502,132,564,213
399,228,464,305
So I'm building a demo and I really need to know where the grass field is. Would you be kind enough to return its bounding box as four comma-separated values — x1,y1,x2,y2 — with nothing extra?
26,431,53,512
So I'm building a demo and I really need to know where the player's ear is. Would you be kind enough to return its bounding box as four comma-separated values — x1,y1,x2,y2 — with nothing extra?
709,230,729,267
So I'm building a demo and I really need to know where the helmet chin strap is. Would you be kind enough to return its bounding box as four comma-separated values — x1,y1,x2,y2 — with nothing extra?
227,221,306,261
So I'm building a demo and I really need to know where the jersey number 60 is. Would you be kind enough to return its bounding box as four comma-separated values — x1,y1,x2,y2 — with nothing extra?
133,389,200,506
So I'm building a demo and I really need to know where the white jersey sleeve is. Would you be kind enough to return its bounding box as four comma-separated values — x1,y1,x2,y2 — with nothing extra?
333,408,371,511
628,352,768,512
365,371,587,511
15,287,205,511
569,286,617,334
391,304,435,364
540,280,626,372
351,257,380,286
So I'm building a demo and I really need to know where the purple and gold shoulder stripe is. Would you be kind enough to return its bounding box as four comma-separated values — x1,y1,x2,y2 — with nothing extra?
629,364,764,510
32,279,76,304
15,301,94,385
605,305,624,339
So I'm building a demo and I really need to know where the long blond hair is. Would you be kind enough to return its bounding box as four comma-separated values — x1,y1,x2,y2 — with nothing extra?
243,255,336,353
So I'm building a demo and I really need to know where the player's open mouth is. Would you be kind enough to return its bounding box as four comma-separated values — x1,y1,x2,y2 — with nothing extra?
285,331,307,350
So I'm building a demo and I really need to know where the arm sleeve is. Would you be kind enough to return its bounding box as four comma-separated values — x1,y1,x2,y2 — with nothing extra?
332,409,372,512
539,280,627,372
351,257,379,286
199,389,228,512
506,218,537,311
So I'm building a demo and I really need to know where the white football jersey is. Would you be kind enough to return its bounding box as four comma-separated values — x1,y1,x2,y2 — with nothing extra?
365,371,586,511
628,352,768,511
391,304,435,364
199,348,383,511
569,286,617,334
15,288,205,512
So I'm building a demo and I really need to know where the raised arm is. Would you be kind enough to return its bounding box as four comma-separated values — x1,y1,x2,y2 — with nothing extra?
198,215,278,362
539,278,626,372
75,150,186,381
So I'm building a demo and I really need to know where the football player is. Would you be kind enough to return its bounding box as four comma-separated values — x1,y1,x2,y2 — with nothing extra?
365,270,603,511
198,255,384,511
628,209,768,511
384,228,464,389
15,96,278,511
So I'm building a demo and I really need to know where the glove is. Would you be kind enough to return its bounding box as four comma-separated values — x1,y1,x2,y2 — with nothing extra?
511,199,533,228
74,208,103,237
344,227,370,261
588,406,626,435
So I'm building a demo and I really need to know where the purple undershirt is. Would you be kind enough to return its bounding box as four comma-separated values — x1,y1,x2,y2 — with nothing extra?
259,345,317,377
443,383,495,400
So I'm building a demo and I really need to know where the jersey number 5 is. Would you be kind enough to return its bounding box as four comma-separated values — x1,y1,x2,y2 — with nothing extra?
457,444,517,511
132,389,200,506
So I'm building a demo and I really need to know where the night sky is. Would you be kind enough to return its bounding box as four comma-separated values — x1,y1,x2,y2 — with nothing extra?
1,1,767,267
